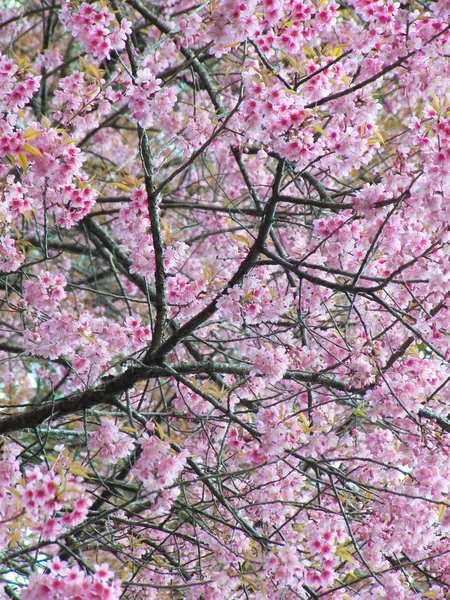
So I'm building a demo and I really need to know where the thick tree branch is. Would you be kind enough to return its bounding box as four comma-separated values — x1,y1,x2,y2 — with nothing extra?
0,359,354,435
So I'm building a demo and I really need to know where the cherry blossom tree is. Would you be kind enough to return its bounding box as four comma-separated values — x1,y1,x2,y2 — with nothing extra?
2,0,450,598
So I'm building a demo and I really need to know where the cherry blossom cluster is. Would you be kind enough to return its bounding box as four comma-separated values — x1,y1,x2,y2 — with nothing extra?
22,559,121,600
115,186,188,281
88,416,135,465
126,68,177,129
0,53,42,271
60,1,132,60
24,270,67,314
4,0,450,598
0,443,90,546
132,423,188,495
217,267,294,325
24,310,153,386
0,235,24,273
0,54,41,113
54,70,111,136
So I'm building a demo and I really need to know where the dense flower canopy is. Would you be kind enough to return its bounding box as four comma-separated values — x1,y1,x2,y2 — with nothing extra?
2,0,450,598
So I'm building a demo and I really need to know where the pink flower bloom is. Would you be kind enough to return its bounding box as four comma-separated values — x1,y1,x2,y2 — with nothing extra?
24,270,67,313
251,345,289,384
60,1,130,59
89,417,135,465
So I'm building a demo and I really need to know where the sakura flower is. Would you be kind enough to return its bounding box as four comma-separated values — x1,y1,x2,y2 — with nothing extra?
88,416,135,465
251,345,289,384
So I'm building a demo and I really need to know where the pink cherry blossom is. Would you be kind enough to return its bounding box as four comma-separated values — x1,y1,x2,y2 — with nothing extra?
2,1,450,599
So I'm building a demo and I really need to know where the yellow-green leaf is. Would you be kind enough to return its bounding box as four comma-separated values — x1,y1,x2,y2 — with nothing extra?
312,124,327,137
7,486,22,498
299,412,311,433
230,235,250,245
69,463,89,478
336,546,357,565
18,153,28,171
430,91,440,111
202,381,226,399
304,46,317,58
373,130,385,146
161,218,172,244
155,422,165,440
23,143,43,157
9,526,22,547
331,46,344,58
203,264,214,281
111,182,132,192
80,56,105,79
25,129,39,141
